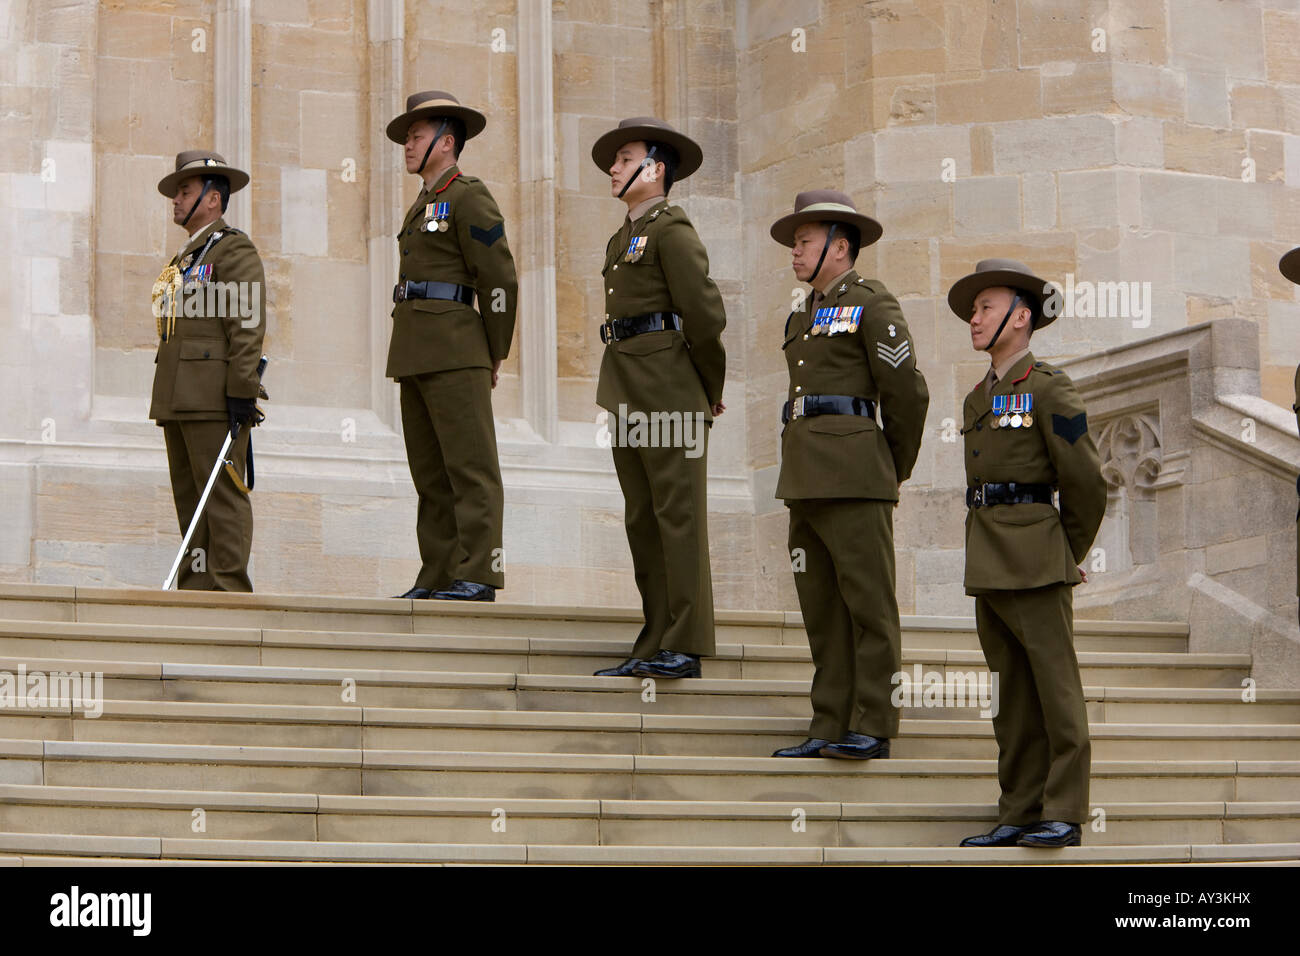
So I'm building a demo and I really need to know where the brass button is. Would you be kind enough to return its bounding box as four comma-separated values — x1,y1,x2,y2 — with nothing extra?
797,359,804,366
794,385,802,393
612,264,618,270
803,334,809,340
608,288,614,294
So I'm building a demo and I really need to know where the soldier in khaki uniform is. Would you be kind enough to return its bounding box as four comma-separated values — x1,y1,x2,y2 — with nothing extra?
386,91,518,603
947,259,1107,848
151,150,267,592
588,118,727,679
765,191,930,760
1280,248,1300,627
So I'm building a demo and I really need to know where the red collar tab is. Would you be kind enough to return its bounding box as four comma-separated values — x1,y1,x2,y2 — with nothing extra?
1011,364,1032,385
434,170,460,195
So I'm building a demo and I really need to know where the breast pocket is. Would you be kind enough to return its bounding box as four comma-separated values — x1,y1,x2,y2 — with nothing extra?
171,337,229,412
960,407,988,436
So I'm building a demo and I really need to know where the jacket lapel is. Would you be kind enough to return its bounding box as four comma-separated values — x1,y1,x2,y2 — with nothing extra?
401,165,459,233
176,219,224,265
993,352,1036,398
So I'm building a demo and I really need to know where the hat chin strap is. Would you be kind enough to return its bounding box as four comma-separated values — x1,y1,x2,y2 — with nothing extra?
806,222,839,294
180,179,213,228
982,293,1022,353
618,145,658,200
417,118,449,176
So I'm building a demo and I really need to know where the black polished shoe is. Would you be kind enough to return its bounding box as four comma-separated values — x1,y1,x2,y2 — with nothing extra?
593,657,642,677
771,738,831,758
429,580,496,602
819,732,890,760
393,587,433,599
631,649,701,679
958,823,1034,847
1017,821,1082,847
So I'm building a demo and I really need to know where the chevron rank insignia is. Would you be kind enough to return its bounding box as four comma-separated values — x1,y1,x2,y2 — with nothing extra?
470,222,504,247
1052,411,1088,444
876,338,912,369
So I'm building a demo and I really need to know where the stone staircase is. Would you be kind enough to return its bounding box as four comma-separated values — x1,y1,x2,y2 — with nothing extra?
0,584,1296,865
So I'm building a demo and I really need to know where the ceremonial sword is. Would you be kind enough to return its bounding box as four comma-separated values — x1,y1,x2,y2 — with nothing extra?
162,355,268,590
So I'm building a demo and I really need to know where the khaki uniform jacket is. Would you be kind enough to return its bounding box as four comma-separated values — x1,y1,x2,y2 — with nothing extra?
776,272,929,501
1293,365,1299,599
960,352,1107,593
595,199,726,420
387,164,518,379
149,218,267,422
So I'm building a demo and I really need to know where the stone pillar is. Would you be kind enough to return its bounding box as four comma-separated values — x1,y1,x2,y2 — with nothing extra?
516,0,558,442
367,0,405,428
214,0,252,228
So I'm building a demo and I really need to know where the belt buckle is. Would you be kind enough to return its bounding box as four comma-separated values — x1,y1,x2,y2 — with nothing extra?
607,319,622,343
394,282,408,303
972,485,985,508
792,395,806,419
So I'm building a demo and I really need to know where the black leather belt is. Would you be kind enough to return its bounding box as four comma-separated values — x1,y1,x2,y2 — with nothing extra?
600,311,682,343
781,394,876,425
393,280,475,305
966,482,1053,508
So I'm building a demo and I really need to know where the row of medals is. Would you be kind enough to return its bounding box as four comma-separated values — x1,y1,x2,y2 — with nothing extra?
810,319,858,336
992,412,1033,429
423,201,450,232
991,398,1033,429
811,308,860,336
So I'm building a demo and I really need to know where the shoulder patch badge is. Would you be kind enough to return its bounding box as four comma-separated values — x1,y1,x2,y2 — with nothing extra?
1052,411,1088,444
470,222,504,247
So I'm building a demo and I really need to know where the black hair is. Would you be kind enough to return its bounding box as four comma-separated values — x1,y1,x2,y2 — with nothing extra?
644,141,680,196
446,117,466,158
202,174,231,213
1012,287,1041,330
840,223,861,263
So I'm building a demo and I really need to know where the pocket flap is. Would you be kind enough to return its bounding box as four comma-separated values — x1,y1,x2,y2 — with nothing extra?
989,502,1057,525
410,297,469,315
806,414,875,435
614,330,676,355
179,338,226,361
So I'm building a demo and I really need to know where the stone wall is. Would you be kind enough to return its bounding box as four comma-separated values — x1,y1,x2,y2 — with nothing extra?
0,1,1297,629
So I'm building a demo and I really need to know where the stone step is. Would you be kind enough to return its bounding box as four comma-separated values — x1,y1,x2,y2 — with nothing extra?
1,698,1297,759
3,738,1296,803
1,783,1296,848
0,622,1220,685
0,830,1295,865
0,655,1272,726
0,584,1188,651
